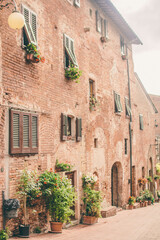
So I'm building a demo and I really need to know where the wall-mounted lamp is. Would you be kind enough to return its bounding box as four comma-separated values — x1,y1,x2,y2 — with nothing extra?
0,0,25,29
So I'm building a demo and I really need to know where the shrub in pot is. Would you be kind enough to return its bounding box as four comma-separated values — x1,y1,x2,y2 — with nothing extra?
17,169,40,237
39,170,76,233
82,173,102,224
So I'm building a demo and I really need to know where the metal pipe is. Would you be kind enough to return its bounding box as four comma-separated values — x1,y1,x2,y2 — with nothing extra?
126,46,133,196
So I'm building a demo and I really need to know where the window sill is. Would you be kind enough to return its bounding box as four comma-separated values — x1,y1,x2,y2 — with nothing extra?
115,112,122,116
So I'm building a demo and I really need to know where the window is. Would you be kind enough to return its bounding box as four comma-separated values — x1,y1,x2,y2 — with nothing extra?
96,11,108,39
21,4,37,46
139,114,144,130
89,80,94,98
10,110,38,154
61,113,82,141
64,34,78,68
124,139,128,155
94,138,98,148
125,97,131,116
114,92,122,113
74,0,80,7
120,36,126,55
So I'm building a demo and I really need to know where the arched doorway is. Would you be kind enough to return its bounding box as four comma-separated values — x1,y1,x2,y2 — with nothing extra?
111,162,123,207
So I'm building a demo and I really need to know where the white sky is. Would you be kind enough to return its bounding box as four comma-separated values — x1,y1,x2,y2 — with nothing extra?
111,0,160,96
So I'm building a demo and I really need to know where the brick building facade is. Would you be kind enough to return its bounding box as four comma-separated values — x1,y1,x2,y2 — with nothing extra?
0,0,158,232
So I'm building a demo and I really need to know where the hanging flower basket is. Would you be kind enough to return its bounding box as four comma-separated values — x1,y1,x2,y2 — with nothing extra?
65,64,82,83
25,43,45,64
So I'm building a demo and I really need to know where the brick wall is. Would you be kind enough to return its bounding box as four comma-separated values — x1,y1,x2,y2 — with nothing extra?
0,0,157,232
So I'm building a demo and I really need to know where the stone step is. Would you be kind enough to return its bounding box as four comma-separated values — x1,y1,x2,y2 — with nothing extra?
101,206,117,218
63,220,79,229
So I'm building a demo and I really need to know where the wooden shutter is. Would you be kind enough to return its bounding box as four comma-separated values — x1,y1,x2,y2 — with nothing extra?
96,11,101,33
114,92,122,112
76,118,82,142
74,0,80,7
61,113,68,141
64,34,78,66
125,98,131,116
139,114,144,130
31,115,38,153
22,4,37,45
104,19,108,38
10,110,21,154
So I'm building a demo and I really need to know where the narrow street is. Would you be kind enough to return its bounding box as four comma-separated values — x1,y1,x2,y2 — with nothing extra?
13,203,160,240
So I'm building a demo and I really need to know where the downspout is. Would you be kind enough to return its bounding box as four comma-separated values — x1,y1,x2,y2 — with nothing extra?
126,46,132,196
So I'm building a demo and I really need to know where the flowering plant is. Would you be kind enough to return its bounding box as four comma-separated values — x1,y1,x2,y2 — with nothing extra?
89,95,99,111
25,43,45,63
128,196,135,205
82,173,98,189
154,175,160,180
138,178,148,185
65,64,82,83
55,159,73,172
38,170,76,223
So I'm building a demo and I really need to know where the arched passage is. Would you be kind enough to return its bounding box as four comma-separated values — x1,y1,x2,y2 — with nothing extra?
111,162,123,207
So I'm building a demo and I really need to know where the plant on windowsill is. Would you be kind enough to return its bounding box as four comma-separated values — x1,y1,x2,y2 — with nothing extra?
82,173,102,225
65,64,82,83
138,177,148,186
25,43,45,63
55,159,73,172
89,95,99,111
39,170,76,233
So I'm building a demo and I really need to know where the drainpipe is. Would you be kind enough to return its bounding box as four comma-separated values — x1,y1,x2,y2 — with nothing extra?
126,46,132,196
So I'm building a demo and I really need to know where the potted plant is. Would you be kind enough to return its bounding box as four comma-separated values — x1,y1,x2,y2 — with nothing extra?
136,195,144,207
0,229,10,240
39,170,76,233
82,173,102,224
147,176,153,182
89,95,99,111
128,196,135,209
17,169,40,237
157,191,160,202
25,43,45,63
55,159,73,172
142,189,154,205
65,64,82,83
154,175,160,181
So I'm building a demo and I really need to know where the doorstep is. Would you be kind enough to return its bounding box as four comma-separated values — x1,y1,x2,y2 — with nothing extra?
101,206,117,218
63,220,79,229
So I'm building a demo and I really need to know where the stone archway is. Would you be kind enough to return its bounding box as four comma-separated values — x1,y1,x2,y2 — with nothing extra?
111,162,123,207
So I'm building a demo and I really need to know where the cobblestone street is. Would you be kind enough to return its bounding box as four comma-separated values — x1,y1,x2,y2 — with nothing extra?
12,203,160,240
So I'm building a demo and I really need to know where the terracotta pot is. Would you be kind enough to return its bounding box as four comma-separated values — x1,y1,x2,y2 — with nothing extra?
128,204,134,210
144,201,148,207
50,221,63,233
26,53,39,63
140,202,144,208
148,200,152,205
83,216,98,225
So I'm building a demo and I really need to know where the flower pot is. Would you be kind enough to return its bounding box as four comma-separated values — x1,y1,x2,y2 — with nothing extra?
144,201,148,207
128,205,134,210
83,216,98,225
140,202,144,208
26,54,39,63
19,225,30,238
50,221,63,233
148,200,152,205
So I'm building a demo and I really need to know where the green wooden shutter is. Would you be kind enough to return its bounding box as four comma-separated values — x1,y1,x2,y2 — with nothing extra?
139,114,144,130
76,118,82,142
104,19,108,38
10,110,22,154
64,34,78,66
31,12,37,42
114,92,122,112
125,98,131,116
22,5,37,45
96,11,101,33
61,113,68,141
74,0,80,7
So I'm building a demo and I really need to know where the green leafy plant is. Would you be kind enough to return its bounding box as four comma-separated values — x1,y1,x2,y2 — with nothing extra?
156,163,160,173
147,176,153,182
128,196,135,206
157,190,160,199
17,169,41,225
33,226,41,234
65,64,82,83
89,96,99,111
38,170,76,223
140,190,154,202
136,195,144,203
0,230,9,240
82,187,102,217
154,175,160,180
82,174,98,189
55,159,73,172
25,43,45,63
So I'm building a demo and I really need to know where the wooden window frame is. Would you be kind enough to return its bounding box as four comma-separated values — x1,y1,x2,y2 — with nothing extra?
139,114,144,130
64,34,78,67
96,11,108,39
124,139,128,155
10,109,38,155
61,114,77,141
89,79,94,98
125,97,131,117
